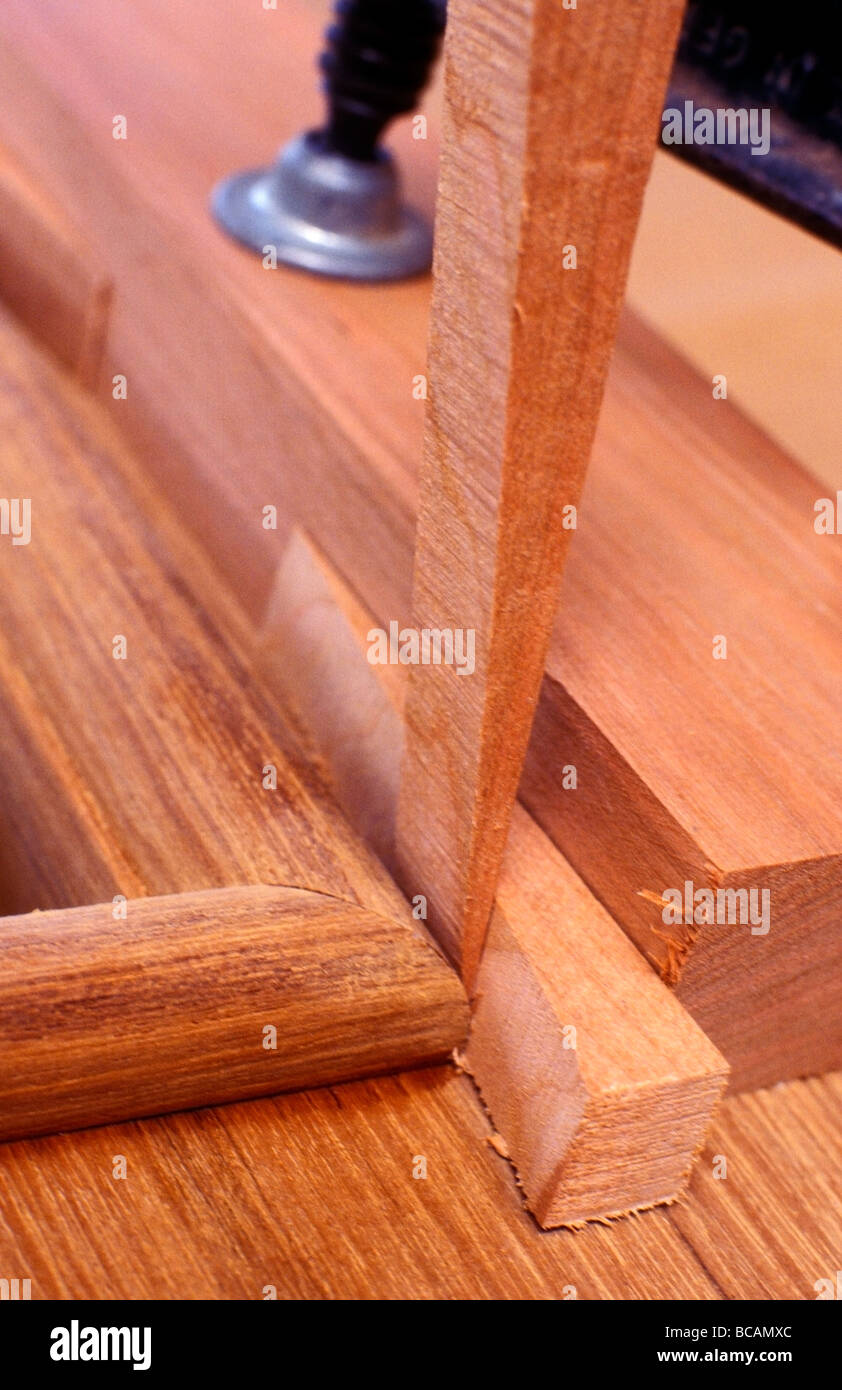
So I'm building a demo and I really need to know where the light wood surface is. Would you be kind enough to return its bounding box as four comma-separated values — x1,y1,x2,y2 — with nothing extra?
396,0,685,985
0,885,466,1142
0,0,839,1300
0,304,409,926
0,1062,838,1300
3,0,834,1093
674,1071,842,1301
627,152,842,492
0,306,467,1136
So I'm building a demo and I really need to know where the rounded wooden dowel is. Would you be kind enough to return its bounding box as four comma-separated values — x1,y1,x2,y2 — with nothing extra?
0,884,468,1141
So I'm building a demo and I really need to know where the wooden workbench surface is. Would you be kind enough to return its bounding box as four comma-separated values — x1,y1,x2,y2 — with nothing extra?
0,0,839,1301
1,1064,839,1300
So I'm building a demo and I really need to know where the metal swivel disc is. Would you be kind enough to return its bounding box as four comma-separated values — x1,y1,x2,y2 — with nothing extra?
212,0,445,282
212,132,432,282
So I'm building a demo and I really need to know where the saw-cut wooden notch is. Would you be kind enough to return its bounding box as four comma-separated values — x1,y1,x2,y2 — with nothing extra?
261,530,728,1226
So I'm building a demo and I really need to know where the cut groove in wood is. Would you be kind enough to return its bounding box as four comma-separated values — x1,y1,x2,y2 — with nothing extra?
0,884,468,1141
395,0,687,986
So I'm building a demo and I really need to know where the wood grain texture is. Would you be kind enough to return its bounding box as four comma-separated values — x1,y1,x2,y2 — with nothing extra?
396,0,686,985
627,151,842,491
0,0,427,627
672,1071,842,1301
0,885,467,1141
0,1062,837,1299
0,142,111,385
0,0,835,1300
521,313,842,1091
468,808,727,1228
0,1067,720,1300
2,0,838,1090
0,308,468,1127
259,536,727,1226
0,304,409,928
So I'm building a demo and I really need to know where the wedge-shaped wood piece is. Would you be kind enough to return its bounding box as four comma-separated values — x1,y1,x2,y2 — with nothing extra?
467,808,728,1228
259,531,405,870
521,315,842,1092
396,0,686,985
264,534,727,1225
0,884,467,1141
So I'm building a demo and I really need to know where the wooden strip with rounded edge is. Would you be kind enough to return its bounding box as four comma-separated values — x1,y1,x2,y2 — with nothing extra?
0,883,468,1141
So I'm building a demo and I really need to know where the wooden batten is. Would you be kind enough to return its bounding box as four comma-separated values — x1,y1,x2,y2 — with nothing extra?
0,884,467,1140
468,810,728,1228
395,0,686,985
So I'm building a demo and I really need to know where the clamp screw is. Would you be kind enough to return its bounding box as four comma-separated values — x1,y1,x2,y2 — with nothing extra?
212,0,446,282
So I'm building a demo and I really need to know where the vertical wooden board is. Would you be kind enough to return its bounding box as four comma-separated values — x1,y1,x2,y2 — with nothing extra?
396,0,686,984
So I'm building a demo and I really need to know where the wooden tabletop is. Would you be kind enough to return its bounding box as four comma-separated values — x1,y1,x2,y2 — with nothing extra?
1,1064,840,1299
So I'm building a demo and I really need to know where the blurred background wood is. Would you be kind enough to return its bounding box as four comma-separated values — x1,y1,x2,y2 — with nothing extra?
627,152,842,490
